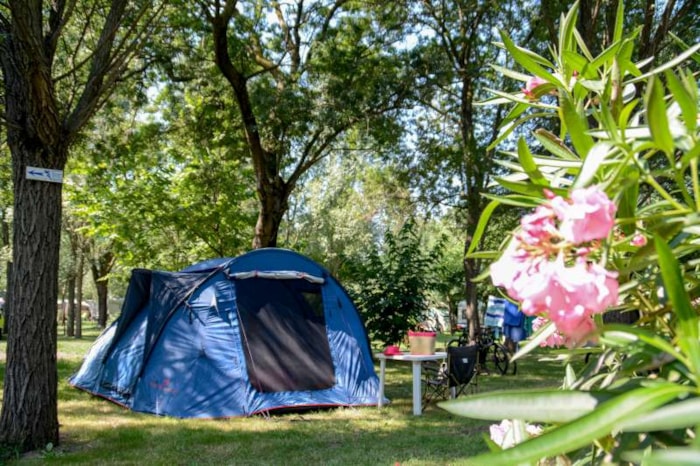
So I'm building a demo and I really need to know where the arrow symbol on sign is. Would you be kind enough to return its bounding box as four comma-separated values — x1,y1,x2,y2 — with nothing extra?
25,166,63,184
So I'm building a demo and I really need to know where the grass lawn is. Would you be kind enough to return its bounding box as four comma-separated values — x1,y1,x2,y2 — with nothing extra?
0,325,573,465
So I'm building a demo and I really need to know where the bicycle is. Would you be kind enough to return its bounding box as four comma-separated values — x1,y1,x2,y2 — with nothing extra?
449,326,512,375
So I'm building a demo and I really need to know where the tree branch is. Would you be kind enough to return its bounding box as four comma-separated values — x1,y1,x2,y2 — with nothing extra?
66,1,165,136
44,0,76,60
209,0,268,185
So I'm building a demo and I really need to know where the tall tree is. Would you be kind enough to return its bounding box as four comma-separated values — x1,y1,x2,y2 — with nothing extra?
0,1,164,451
90,245,114,328
198,0,413,248
406,0,519,342
61,211,90,336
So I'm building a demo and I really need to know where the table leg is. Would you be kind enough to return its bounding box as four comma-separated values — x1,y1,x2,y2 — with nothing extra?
412,360,422,415
378,358,386,408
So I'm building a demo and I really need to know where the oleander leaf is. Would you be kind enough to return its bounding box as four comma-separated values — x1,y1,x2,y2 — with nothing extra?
467,200,501,256
645,76,674,155
619,397,700,432
517,137,548,185
449,384,688,466
622,447,700,466
439,389,612,423
654,237,700,375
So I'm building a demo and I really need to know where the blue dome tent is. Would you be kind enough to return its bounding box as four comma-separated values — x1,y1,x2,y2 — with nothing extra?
70,248,381,418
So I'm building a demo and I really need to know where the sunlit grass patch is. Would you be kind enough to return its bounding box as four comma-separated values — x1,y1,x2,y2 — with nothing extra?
1,331,571,465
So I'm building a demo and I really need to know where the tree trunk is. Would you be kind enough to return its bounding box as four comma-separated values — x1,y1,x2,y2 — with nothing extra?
58,291,66,336
75,252,84,338
0,144,64,450
0,0,158,452
66,275,76,337
65,225,80,336
0,12,67,445
252,177,291,248
445,296,457,334
577,0,597,53
90,250,114,329
463,246,481,343
2,212,10,338
96,279,109,328
1,209,8,247
459,62,484,344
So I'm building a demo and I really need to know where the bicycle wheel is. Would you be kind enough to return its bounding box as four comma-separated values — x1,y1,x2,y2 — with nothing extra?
490,343,509,375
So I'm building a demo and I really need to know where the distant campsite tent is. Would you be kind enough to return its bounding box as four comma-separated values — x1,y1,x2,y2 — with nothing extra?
70,248,382,418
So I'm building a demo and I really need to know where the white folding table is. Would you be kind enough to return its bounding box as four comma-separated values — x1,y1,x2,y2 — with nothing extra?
375,351,447,415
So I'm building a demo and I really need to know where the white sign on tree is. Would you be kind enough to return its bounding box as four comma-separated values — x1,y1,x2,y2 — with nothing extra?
26,167,63,184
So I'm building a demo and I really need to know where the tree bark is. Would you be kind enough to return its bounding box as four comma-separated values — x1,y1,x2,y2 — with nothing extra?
96,279,109,328
252,176,292,248
65,222,81,336
90,250,114,329
0,5,67,446
463,180,484,343
0,144,64,450
459,49,485,345
463,255,480,343
4,262,11,338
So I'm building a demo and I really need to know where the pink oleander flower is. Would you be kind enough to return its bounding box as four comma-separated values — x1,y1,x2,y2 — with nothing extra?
490,186,618,345
551,258,619,315
532,311,595,348
516,255,568,316
522,76,548,99
549,307,597,344
516,256,617,316
631,232,647,247
587,262,620,310
550,186,616,244
532,313,594,349
531,317,566,348
489,239,532,299
489,419,543,449
518,204,557,246
495,253,618,340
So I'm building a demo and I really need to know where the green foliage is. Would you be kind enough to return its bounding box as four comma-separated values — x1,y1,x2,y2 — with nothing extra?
423,218,469,313
348,221,442,346
66,78,258,275
0,442,20,463
452,1,700,464
282,152,413,277
201,1,415,246
0,146,11,290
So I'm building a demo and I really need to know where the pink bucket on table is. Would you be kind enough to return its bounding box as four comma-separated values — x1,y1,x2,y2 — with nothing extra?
408,330,436,355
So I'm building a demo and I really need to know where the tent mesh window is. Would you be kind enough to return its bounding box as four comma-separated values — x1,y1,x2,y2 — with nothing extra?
235,277,335,393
